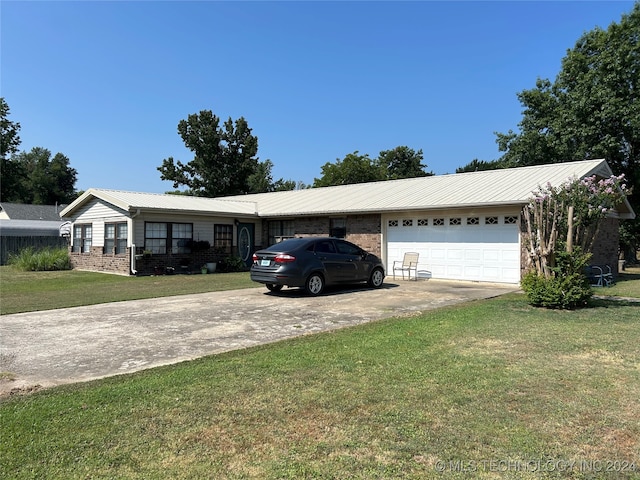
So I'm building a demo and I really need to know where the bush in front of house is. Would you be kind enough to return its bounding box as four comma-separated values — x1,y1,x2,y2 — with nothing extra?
217,255,247,273
522,174,630,309
521,249,593,309
8,247,72,271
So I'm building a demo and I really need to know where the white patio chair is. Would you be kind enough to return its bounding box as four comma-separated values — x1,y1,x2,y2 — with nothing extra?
393,252,419,281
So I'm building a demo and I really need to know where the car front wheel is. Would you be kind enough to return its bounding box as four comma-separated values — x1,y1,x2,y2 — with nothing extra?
305,273,324,296
368,268,384,288
266,284,283,292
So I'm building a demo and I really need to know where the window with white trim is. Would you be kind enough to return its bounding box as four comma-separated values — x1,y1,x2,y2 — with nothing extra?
417,218,428,226
504,215,518,225
467,217,479,225
402,219,414,227
485,216,499,225
433,218,445,226
388,220,399,227
449,218,461,226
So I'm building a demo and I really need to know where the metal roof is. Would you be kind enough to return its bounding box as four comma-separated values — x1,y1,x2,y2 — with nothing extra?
59,159,635,219
60,189,258,217
225,159,635,218
0,219,66,236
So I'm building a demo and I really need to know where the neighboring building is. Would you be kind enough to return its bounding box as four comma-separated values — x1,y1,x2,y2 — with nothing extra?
0,202,67,221
59,159,635,282
0,203,69,264
0,202,68,236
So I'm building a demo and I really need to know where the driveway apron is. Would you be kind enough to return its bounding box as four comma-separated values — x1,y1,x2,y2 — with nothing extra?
0,280,518,394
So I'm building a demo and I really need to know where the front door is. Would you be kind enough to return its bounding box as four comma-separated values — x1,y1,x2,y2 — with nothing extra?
237,223,255,267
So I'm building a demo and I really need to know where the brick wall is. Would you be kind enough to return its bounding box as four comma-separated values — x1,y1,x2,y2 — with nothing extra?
259,215,382,256
345,214,382,257
69,246,131,275
295,217,330,238
590,217,620,274
70,246,231,276
132,250,226,276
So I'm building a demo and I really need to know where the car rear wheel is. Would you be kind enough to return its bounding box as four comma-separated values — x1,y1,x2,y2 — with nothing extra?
266,284,283,292
368,267,384,288
305,273,324,296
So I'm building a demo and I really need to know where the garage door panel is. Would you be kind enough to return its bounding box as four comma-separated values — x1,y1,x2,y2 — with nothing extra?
387,221,520,284
447,249,464,261
431,248,446,260
502,249,519,261
502,268,520,282
480,228,518,243
483,266,500,279
447,265,463,277
483,250,500,262
465,249,482,261
465,265,482,278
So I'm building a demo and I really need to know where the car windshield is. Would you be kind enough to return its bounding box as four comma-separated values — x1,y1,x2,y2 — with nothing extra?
264,238,309,251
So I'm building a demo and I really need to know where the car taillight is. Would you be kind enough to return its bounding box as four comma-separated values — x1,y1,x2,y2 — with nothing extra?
274,254,296,263
252,253,259,263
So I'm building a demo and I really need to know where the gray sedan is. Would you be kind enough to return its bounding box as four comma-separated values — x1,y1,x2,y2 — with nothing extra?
250,237,385,295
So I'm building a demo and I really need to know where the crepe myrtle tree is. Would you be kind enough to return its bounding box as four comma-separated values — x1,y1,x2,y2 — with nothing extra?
523,174,631,278
521,174,630,309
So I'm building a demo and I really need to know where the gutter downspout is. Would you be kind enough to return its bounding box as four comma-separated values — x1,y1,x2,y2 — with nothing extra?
130,209,141,275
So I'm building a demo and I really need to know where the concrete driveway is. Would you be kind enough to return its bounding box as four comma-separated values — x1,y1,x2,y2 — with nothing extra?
0,279,518,395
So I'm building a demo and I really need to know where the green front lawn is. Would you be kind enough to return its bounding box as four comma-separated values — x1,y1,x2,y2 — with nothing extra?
1,292,639,479
601,266,640,298
0,267,256,315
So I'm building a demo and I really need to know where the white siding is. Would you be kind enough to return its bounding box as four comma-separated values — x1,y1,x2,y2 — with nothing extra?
71,199,128,221
70,199,129,249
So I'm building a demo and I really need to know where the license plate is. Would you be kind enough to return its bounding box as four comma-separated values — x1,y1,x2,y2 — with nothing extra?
260,259,271,266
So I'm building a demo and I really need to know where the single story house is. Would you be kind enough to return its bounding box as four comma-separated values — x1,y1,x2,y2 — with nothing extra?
59,159,635,283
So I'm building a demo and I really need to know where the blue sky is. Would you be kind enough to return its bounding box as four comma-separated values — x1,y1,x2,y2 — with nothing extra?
2,1,635,194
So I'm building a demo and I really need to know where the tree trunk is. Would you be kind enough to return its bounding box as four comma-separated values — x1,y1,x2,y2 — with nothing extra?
566,205,574,253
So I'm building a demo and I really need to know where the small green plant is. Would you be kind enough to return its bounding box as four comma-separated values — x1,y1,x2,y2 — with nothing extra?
7,247,71,272
521,248,593,309
218,255,246,272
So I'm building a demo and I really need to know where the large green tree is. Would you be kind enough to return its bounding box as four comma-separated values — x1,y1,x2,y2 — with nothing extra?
458,3,640,257
377,146,432,179
313,146,431,187
0,98,24,201
0,98,21,160
158,110,293,196
456,158,508,173
247,159,298,193
5,147,78,204
313,151,382,187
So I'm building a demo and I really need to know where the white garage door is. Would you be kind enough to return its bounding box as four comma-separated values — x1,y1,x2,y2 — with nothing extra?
386,215,521,284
